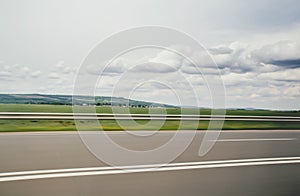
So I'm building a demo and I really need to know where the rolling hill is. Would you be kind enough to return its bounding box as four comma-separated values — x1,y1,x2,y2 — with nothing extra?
0,94,175,108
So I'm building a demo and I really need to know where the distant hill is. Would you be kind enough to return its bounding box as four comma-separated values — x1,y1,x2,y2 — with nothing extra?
0,94,176,108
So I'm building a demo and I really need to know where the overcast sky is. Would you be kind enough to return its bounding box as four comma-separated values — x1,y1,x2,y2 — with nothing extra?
0,0,300,110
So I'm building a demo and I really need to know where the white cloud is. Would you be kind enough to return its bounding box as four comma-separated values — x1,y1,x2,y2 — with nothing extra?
148,49,183,70
0,71,12,81
259,68,300,82
209,45,233,55
0,71,11,77
55,61,65,69
252,40,300,63
48,72,61,79
31,71,42,78
86,58,128,76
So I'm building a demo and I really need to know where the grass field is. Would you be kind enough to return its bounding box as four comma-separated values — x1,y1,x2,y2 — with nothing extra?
0,104,299,132
1,104,300,115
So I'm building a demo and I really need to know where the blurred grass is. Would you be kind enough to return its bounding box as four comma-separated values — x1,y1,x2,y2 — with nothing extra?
0,119,299,132
0,104,299,132
1,104,300,116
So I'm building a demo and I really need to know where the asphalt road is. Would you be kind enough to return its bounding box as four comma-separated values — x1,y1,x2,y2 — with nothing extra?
0,130,299,196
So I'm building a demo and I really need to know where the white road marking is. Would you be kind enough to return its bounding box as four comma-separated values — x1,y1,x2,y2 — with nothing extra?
0,157,299,182
1,156,298,177
211,138,298,142
1,112,300,122
1,115,300,121
0,130,300,136
1,112,300,119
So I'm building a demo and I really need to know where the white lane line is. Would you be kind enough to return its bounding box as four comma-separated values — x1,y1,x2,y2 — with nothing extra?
0,157,300,182
1,156,299,177
1,116,300,121
1,160,299,182
1,113,300,119
1,130,300,136
210,138,298,142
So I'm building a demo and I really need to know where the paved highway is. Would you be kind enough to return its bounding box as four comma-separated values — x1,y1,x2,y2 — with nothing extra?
0,130,299,195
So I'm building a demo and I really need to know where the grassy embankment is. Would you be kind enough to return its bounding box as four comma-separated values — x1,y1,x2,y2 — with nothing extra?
0,104,299,132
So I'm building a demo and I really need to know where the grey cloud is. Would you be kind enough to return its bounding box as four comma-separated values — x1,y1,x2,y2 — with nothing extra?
172,42,256,74
252,40,300,66
276,79,300,83
206,40,300,74
88,40,298,77
218,64,253,74
268,59,300,69
131,62,177,73
103,65,125,76
180,65,222,75
150,82,170,89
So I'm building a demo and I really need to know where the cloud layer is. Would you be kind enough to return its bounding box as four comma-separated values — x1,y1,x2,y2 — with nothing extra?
1,32,299,110
1,0,300,110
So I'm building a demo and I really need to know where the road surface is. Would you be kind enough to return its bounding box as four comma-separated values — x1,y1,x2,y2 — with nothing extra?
0,130,299,195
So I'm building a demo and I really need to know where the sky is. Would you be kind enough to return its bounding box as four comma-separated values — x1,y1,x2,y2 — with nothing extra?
0,0,300,110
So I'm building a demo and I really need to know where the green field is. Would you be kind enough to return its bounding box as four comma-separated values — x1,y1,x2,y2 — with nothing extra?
1,104,300,116
0,104,299,132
